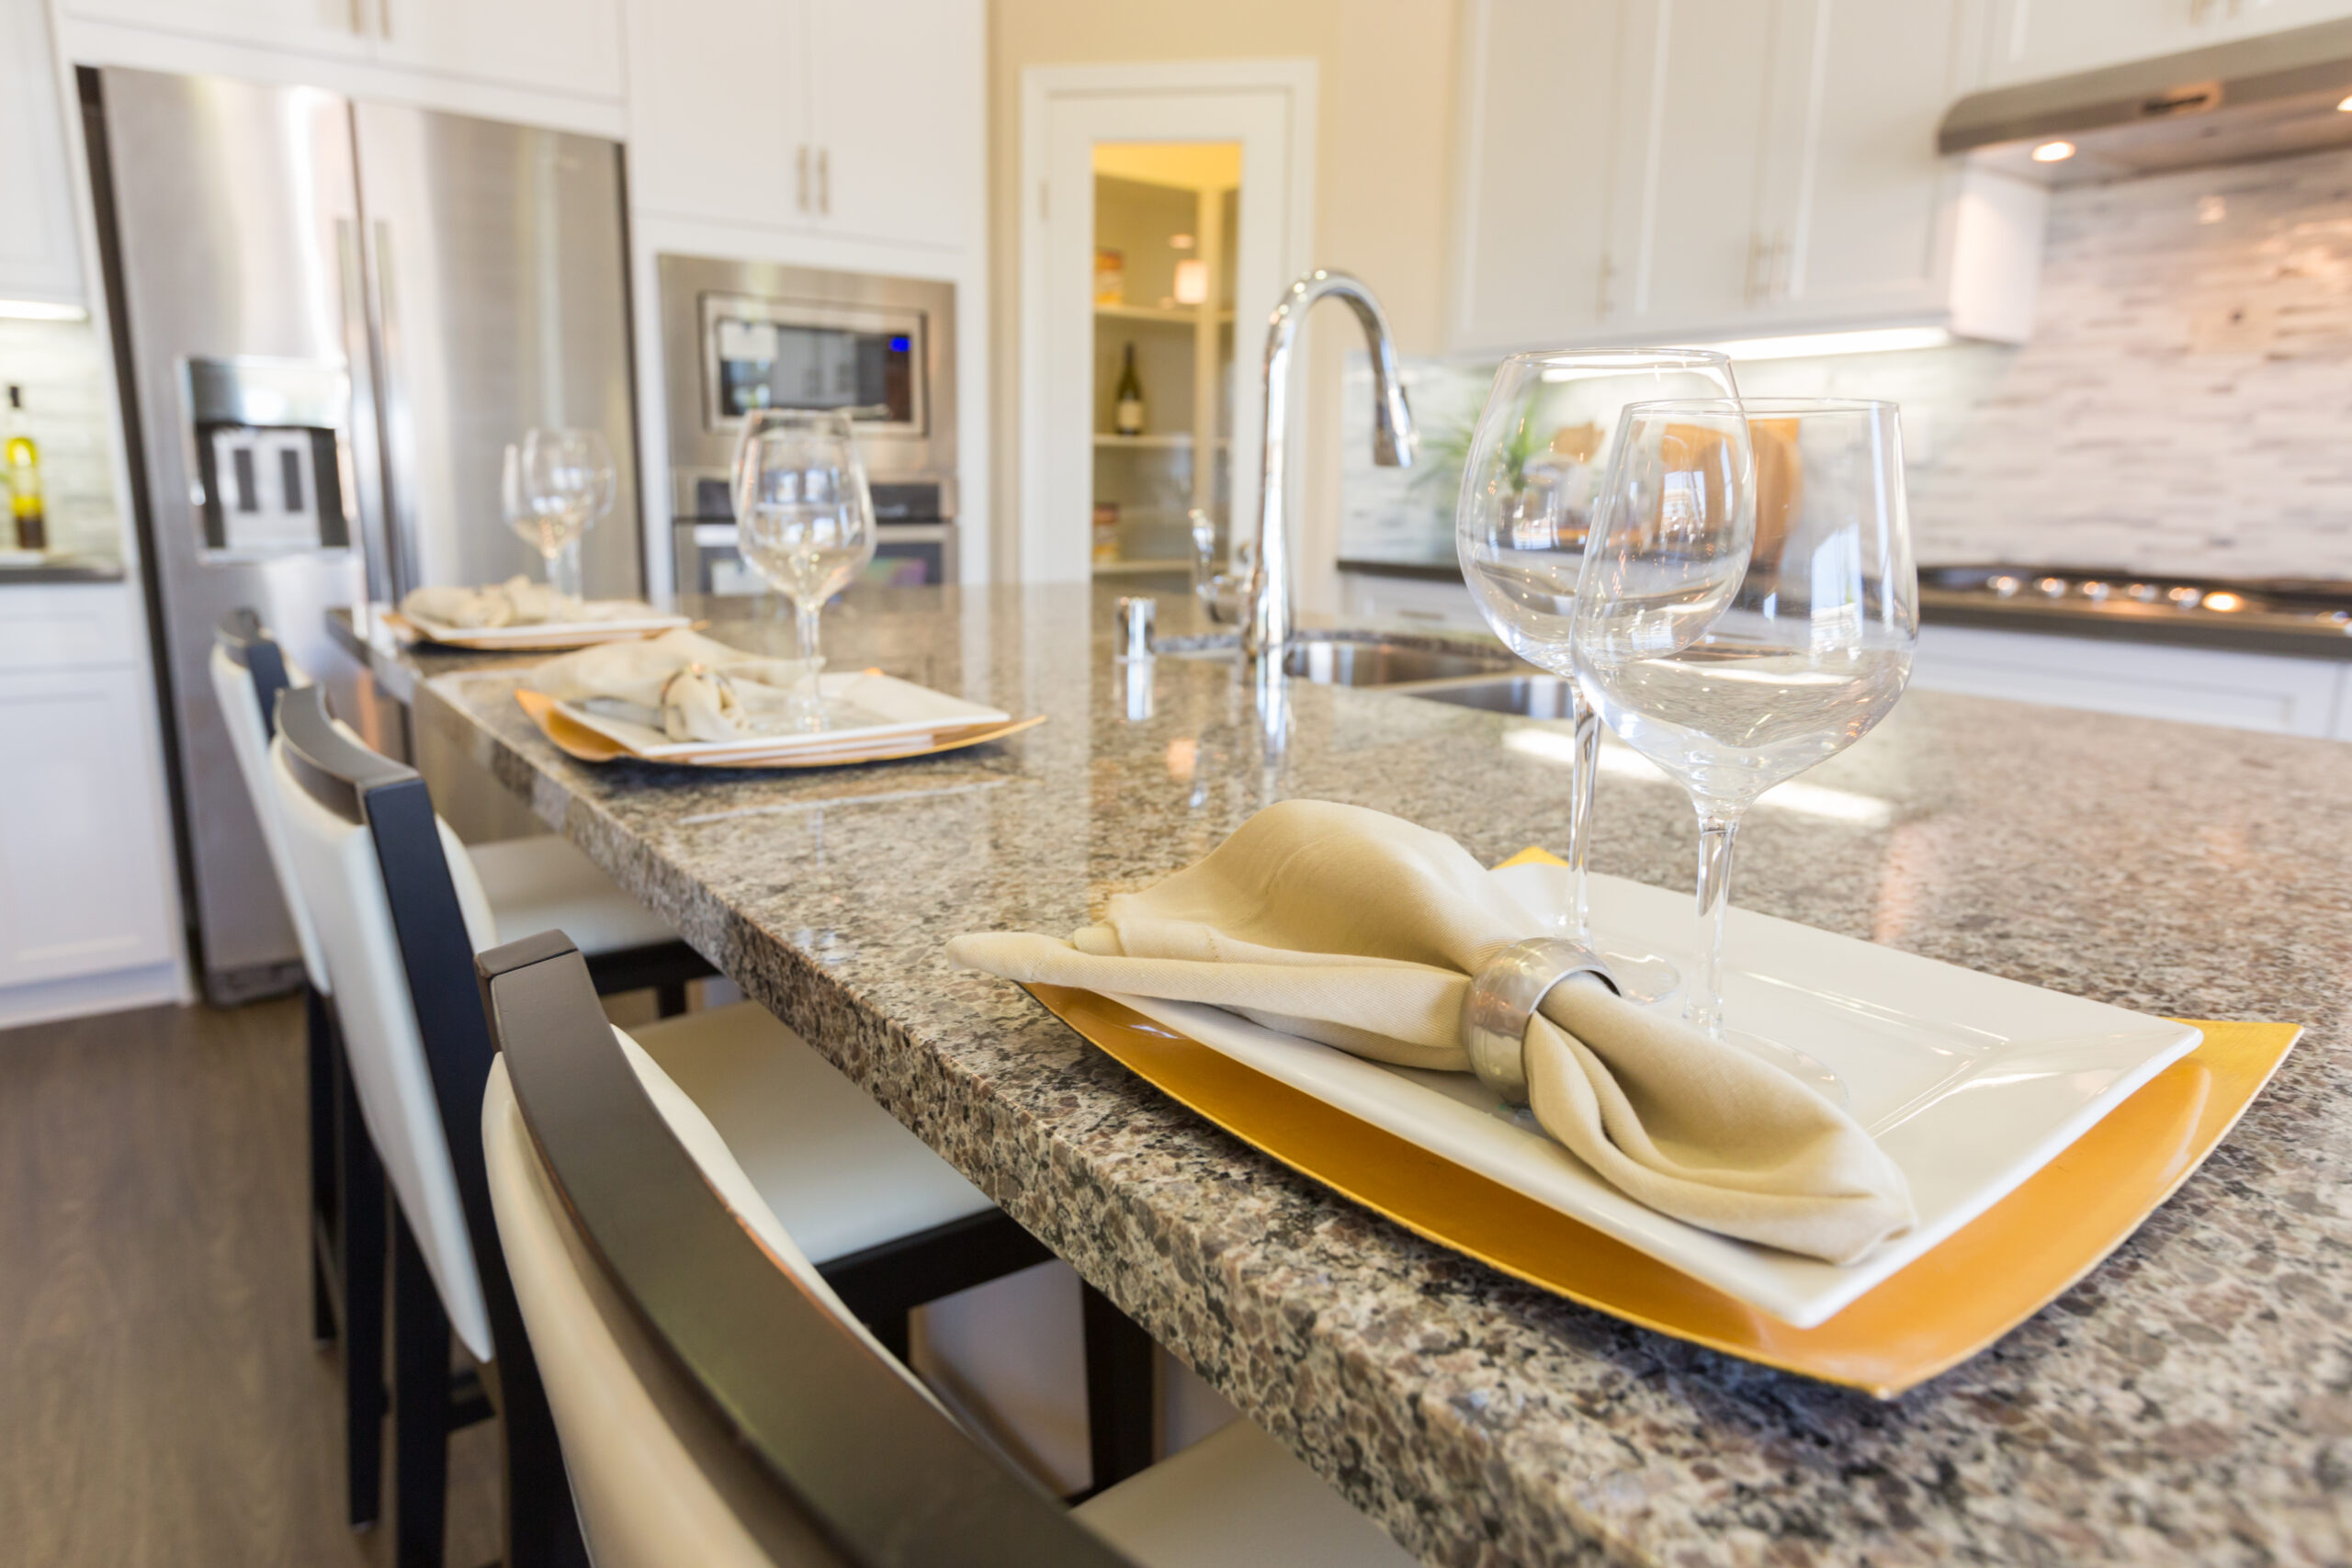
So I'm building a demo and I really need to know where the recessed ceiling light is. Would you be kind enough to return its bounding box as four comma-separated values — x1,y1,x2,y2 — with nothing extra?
2031,141,2076,163
2338,94,2352,112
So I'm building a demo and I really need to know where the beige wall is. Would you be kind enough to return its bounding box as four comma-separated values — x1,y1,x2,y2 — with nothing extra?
988,0,1462,601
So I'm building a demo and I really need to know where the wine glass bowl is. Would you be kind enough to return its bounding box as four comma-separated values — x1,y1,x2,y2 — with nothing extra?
506,427,616,597
1453,349,1744,1001
1573,397,1917,1039
731,409,876,730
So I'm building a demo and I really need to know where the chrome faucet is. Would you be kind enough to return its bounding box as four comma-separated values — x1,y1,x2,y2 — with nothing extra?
1241,269,1418,671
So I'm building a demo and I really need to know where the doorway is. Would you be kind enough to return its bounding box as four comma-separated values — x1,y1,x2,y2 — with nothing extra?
1019,61,1317,585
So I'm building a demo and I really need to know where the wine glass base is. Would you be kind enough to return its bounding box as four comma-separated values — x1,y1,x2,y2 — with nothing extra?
1593,943,1679,1007
1718,1027,1849,1110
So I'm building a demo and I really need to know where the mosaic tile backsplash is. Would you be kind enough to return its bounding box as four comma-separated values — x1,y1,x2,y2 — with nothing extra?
1345,143,2352,582
0,317,122,560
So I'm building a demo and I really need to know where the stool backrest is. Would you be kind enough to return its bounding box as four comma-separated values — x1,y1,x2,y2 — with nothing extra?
209,610,330,995
478,933,1136,1568
268,682,503,1360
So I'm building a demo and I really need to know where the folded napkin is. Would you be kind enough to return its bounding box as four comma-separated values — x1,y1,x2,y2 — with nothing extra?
401,576,651,629
526,628,819,741
950,800,1915,1264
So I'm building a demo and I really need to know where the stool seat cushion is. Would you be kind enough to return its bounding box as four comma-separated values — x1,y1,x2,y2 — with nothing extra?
1076,1417,1419,1568
629,1001,996,1267
465,835,680,957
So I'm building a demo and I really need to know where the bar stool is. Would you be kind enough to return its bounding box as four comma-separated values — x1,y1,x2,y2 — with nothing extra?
266,683,1125,1566
209,610,715,1530
479,931,1419,1568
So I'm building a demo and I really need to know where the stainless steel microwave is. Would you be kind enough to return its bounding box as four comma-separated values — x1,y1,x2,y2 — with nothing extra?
657,253,958,526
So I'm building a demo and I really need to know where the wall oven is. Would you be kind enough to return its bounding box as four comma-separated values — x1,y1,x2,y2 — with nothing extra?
658,254,958,592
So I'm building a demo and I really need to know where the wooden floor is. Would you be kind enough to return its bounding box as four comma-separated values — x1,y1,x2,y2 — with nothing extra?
0,997,501,1568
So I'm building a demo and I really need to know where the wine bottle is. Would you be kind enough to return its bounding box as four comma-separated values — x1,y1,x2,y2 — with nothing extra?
5,386,43,551
1114,344,1146,436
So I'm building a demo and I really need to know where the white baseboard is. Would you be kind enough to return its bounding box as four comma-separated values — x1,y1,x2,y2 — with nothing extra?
0,961,190,1033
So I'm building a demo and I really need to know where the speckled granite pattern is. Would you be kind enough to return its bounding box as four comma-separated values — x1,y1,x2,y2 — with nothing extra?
356,585,2352,1567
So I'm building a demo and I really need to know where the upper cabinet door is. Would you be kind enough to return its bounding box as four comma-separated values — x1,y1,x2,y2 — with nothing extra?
1447,0,1623,353
0,0,84,305
1751,0,1967,323
625,0,812,228
372,0,624,99
1984,0,2352,86
807,0,982,249
61,0,375,58
1604,0,1781,334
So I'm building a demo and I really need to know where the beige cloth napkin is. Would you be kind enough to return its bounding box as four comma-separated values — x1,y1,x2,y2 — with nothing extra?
526,628,819,741
949,799,1915,1264
401,576,651,628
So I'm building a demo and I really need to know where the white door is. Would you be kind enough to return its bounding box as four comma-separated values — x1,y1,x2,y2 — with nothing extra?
1752,0,1965,324
1022,63,1316,585
0,668,178,988
372,0,624,99
61,0,375,59
624,0,814,228
1605,0,1779,333
1447,0,1623,353
808,0,983,249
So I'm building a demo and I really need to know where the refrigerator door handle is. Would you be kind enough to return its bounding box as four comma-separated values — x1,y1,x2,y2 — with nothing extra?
336,216,395,604
368,218,417,597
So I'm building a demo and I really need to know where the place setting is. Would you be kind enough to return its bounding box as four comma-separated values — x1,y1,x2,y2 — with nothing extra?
952,362,2301,1396
514,410,1040,770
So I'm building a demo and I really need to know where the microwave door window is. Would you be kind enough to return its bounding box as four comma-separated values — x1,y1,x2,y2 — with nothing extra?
716,316,913,424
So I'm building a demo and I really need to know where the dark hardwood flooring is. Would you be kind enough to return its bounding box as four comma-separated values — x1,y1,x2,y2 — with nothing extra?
0,998,500,1568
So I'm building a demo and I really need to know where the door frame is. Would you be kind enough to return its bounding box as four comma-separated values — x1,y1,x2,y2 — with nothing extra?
1018,59,1317,585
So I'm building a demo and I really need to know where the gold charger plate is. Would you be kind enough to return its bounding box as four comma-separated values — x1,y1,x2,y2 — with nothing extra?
384,609,694,652
1025,984,2298,1397
515,688,1046,769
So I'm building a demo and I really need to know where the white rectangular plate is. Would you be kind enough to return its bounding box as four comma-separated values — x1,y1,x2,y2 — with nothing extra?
1109,861,2200,1328
555,670,1010,761
398,603,692,645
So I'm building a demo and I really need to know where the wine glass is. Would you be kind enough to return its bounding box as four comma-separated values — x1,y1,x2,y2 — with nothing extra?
508,428,616,598
731,410,875,731
1453,349,1744,1002
1573,397,1917,1043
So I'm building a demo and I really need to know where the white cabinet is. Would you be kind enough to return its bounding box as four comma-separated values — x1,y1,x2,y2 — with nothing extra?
62,0,623,100
1449,0,2044,354
626,0,979,250
0,586,182,1014
0,0,86,306
1982,0,2352,87
1911,624,2352,739
1447,0,1623,348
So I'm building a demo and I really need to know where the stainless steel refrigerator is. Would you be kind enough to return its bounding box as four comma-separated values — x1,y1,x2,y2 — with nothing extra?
85,66,640,1003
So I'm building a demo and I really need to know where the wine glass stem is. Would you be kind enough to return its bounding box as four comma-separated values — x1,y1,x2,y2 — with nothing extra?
795,600,823,665
547,539,582,599
1689,806,1744,1041
1565,688,1599,942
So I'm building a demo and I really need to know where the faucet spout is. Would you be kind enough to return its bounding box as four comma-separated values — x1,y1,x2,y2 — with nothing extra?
1243,269,1417,670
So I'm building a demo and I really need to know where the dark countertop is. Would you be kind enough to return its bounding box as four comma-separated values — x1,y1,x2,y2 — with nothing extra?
0,557,128,585
1337,557,2352,660
372,586,2352,1567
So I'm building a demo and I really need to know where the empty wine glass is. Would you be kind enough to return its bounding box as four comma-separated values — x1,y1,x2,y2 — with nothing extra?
732,410,875,731
1573,397,1917,1043
507,428,616,598
1454,348,1743,1002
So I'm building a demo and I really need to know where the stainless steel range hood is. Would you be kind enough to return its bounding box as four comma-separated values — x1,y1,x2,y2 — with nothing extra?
1939,17,2352,184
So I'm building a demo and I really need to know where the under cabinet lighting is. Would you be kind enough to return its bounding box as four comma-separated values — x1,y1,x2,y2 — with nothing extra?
0,299,88,322
2031,140,2077,163
2338,95,2352,112
1701,325,1955,362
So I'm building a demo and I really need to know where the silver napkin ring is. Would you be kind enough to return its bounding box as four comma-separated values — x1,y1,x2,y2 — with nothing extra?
1462,938,1622,1106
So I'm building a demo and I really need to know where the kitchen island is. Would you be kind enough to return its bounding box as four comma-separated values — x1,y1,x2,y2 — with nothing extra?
341,585,2352,1567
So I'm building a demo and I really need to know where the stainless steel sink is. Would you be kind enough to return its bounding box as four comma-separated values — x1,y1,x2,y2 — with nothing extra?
1398,673,1577,717
1280,638,1518,687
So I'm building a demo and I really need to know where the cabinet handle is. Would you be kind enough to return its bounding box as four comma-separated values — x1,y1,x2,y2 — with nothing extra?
349,0,366,33
1744,233,1769,307
797,146,809,212
1596,254,1616,320
378,0,390,38
817,147,831,215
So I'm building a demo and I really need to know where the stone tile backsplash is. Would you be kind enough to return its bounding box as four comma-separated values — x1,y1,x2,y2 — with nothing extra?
0,317,121,560
1345,143,2352,582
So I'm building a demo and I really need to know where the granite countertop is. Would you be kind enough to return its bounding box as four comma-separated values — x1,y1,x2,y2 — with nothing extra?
361,585,2352,1567
1338,557,2352,660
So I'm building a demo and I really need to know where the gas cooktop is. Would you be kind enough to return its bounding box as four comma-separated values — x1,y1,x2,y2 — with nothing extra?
1917,565,2352,657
